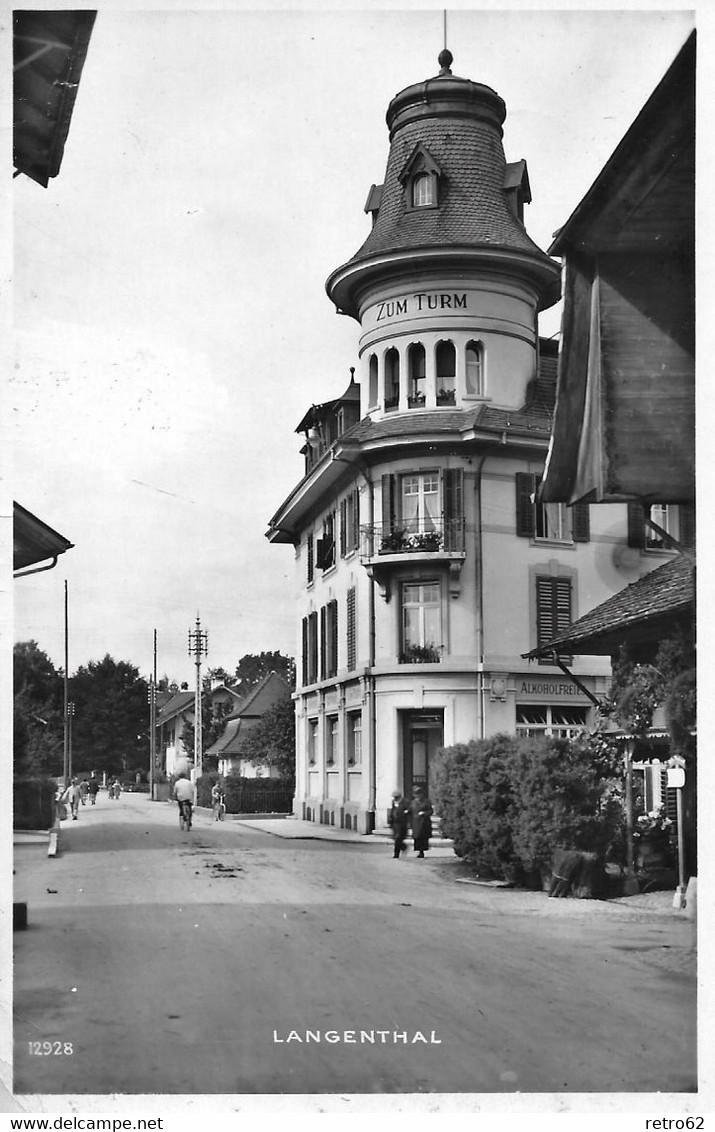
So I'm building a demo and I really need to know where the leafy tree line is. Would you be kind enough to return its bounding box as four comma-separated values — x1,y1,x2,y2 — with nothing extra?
14,642,296,783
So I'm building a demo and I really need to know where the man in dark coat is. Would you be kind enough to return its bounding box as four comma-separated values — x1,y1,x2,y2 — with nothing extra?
387,791,410,858
410,785,433,858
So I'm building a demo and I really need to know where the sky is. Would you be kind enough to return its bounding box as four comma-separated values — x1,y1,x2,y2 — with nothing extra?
8,2,700,688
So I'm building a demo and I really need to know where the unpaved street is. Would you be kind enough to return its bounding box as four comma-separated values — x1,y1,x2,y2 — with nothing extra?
14,792,696,1097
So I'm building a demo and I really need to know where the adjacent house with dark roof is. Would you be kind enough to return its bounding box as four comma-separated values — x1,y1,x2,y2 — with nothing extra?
267,49,649,836
205,672,292,779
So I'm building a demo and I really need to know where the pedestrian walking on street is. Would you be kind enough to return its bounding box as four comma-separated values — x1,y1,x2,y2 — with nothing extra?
387,790,410,858
63,778,82,821
409,785,433,858
88,777,99,805
79,779,89,806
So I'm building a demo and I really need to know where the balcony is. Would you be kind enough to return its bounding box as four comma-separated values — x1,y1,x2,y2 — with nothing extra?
361,520,467,600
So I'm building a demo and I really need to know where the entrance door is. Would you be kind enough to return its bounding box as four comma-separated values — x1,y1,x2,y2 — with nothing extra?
402,711,444,797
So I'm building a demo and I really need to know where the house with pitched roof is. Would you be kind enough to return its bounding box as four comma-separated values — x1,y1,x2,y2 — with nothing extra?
205,671,292,779
265,48,663,835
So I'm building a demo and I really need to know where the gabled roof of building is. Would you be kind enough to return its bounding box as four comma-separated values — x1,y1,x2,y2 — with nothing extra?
224,671,292,721
205,671,291,758
14,10,96,187
524,554,695,659
156,691,195,726
13,502,74,572
295,373,360,434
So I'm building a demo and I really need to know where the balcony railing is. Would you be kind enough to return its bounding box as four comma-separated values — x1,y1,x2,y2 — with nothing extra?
361,519,466,558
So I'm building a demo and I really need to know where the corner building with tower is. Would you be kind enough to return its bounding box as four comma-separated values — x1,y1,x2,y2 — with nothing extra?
267,51,655,834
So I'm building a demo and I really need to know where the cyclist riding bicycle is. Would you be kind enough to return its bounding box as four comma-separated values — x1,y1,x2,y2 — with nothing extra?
211,781,226,821
173,772,195,829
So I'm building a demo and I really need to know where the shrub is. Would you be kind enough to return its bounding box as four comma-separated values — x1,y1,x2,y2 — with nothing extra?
14,777,57,830
433,731,624,888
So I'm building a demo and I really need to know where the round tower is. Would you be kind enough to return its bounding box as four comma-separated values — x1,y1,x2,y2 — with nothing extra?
326,50,560,419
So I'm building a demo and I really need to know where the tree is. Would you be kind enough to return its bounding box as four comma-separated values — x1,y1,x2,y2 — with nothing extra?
69,655,149,778
234,652,295,694
238,696,295,782
13,641,64,776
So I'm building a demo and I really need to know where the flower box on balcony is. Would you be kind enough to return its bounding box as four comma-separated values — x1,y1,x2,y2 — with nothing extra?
380,528,408,553
399,643,442,664
407,394,426,408
436,389,456,406
384,396,399,411
409,531,442,552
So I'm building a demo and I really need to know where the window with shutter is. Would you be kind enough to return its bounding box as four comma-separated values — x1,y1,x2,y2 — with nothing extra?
443,468,464,550
679,503,695,548
327,599,338,678
627,502,646,549
307,612,318,684
320,606,327,680
536,576,573,665
301,617,308,686
346,587,356,671
515,473,536,538
307,534,314,583
339,499,347,557
571,501,590,543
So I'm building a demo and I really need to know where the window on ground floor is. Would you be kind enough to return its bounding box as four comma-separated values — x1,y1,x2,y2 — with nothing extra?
346,710,362,767
515,704,589,738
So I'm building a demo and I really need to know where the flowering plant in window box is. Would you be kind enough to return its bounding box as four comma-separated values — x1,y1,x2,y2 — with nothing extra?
380,528,408,553
399,642,442,664
384,395,399,410
407,531,442,552
407,393,426,408
436,388,456,405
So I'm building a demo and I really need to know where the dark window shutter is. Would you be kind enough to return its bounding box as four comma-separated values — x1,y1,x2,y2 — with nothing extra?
301,617,308,687
347,588,356,671
315,539,326,570
329,599,338,677
307,535,314,583
340,499,347,557
351,485,360,550
627,502,645,548
516,473,535,538
572,501,590,543
679,503,695,548
308,612,318,684
444,468,464,550
320,607,326,681
382,472,396,536
536,576,572,657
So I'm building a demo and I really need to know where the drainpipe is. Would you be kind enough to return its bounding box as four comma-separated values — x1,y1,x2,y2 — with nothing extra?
474,454,489,739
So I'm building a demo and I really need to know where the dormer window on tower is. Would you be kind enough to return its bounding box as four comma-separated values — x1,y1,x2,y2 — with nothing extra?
399,143,443,212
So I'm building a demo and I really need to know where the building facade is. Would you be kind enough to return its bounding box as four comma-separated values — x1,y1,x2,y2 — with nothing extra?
266,50,678,834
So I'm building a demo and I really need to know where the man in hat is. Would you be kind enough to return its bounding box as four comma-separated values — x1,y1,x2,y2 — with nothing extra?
387,790,410,858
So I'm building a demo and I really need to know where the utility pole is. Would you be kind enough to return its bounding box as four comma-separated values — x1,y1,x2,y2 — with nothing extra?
67,702,75,780
148,676,156,799
187,616,208,789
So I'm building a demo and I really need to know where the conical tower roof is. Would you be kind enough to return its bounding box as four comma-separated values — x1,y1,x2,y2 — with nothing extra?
327,50,559,319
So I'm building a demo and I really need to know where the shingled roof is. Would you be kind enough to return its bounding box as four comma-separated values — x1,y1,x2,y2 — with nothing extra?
327,51,559,318
524,554,695,659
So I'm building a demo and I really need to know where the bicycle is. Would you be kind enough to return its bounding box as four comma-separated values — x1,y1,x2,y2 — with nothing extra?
178,799,193,832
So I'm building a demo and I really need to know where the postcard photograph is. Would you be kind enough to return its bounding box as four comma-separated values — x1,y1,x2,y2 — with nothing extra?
6,2,701,1117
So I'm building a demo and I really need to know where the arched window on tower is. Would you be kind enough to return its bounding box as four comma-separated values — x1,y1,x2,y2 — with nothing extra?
465,341,485,396
436,340,456,405
368,354,378,407
407,343,426,407
412,172,436,208
385,348,400,411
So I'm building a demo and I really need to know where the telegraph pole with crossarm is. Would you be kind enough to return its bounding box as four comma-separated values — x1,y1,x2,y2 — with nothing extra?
188,616,208,788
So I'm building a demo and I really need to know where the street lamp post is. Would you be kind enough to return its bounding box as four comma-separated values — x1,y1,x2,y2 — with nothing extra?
188,616,208,791
148,677,156,799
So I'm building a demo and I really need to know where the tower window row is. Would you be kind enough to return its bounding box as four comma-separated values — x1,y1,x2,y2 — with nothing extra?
367,339,485,411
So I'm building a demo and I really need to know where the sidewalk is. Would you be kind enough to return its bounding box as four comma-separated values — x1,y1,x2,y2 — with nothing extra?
234,813,454,849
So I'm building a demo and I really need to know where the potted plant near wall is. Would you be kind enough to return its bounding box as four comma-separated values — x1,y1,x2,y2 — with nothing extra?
400,642,442,664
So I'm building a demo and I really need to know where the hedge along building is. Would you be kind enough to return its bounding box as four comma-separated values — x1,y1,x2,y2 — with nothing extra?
267,49,639,834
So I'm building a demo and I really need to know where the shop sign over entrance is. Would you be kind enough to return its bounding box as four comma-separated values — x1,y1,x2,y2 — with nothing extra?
517,677,593,702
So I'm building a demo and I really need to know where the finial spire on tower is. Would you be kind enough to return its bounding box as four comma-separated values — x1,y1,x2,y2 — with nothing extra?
438,10,452,75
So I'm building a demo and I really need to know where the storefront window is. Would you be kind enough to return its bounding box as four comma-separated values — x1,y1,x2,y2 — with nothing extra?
516,704,588,738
